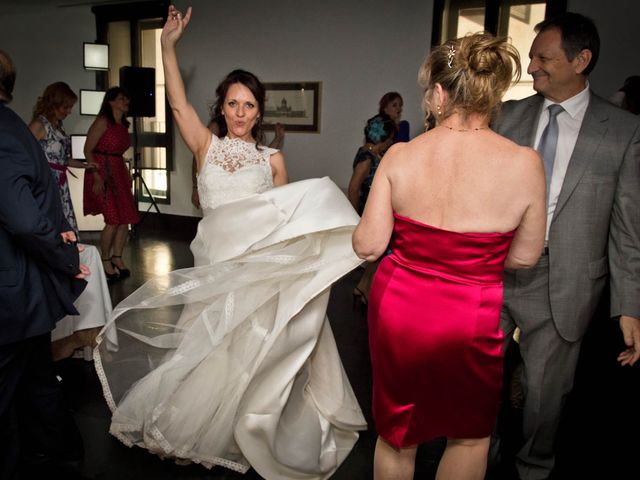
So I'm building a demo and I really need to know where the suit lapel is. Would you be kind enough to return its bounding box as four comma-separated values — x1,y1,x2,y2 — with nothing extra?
552,95,608,221
515,95,543,146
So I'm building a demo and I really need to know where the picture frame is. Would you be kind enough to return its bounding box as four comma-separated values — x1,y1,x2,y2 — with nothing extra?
70,134,87,160
79,89,105,116
83,42,109,71
263,82,321,133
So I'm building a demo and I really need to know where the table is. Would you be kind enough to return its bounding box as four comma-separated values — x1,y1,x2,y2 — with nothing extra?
51,244,118,361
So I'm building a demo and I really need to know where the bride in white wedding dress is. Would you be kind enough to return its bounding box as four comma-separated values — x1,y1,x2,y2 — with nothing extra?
93,5,366,479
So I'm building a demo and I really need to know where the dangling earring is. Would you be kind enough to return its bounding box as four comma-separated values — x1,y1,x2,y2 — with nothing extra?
437,104,442,116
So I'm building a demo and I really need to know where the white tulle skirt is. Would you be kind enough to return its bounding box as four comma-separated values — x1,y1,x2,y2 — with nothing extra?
94,177,367,479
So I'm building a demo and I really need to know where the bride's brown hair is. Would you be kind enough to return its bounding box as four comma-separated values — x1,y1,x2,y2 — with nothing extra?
210,69,266,148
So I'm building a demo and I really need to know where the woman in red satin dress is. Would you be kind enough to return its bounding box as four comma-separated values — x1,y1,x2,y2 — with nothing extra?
83,87,139,280
353,33,547,480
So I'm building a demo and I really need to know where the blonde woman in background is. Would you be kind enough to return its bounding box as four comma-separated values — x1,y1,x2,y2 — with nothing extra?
29,82,97,237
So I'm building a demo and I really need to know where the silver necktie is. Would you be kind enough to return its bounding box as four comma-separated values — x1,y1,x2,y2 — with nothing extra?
538,104,564,197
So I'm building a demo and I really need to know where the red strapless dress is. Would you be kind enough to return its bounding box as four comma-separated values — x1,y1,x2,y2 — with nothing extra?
368,213,515,448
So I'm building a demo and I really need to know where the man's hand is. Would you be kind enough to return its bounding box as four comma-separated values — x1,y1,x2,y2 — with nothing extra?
617,315,640,366
75,263,91,280
61,231,76,244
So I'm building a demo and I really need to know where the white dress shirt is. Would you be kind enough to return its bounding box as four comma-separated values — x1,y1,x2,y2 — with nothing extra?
534,84,590,240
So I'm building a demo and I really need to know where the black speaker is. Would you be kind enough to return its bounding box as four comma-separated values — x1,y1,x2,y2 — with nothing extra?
119,66,155,117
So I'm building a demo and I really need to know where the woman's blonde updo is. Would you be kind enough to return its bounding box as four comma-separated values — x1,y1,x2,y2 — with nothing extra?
418,32,521,124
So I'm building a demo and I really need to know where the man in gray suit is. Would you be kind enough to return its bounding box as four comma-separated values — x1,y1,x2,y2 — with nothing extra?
492,12,640,480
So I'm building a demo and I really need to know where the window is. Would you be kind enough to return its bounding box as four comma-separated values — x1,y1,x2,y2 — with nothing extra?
92,1,172,205
498,3,546,100
432,0,567,100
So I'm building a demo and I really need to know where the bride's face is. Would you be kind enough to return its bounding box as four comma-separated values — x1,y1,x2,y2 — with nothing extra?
222,82,259,142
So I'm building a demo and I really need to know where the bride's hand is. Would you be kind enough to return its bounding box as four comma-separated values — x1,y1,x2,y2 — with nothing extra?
161,5,193,48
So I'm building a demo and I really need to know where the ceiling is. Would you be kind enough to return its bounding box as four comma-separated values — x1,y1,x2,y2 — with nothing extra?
3,0,139,15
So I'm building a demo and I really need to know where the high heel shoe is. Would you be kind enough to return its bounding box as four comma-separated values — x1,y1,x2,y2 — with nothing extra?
111,255,131,278
102,258,120,281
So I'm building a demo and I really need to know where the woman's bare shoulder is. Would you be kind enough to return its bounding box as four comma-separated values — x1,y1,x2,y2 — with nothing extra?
500,140,544,194
384,132,431,162
28,118,46,139
93,115,110,128
491,132,541,167
384,141,407,159
513,144,543,172
378,142,409,176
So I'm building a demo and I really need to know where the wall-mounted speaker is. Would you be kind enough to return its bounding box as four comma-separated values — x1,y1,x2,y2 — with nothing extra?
119,66,155,117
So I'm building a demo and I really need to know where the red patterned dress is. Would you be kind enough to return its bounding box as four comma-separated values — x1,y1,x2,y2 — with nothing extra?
83,121,139,225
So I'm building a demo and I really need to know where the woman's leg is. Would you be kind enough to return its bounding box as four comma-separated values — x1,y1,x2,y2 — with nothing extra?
374,436,417,480
436,436,490,480
100,224,118,276
111,224,130,272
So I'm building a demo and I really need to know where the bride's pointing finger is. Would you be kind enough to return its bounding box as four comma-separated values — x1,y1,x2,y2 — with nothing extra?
181,6,193,28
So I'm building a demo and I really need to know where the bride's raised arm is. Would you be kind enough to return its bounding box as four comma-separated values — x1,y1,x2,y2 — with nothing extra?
160,5,211,168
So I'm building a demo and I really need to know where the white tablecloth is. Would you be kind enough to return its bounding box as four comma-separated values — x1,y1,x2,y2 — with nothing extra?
51,244,118,353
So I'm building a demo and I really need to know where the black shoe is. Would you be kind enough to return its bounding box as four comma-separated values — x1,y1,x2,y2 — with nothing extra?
101,258,120,281
111,255,131,278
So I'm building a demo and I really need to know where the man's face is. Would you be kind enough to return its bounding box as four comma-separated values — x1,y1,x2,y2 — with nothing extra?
527,28,587,102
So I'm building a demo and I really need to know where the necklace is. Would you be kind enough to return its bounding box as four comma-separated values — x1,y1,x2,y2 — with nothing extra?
439,124,489,132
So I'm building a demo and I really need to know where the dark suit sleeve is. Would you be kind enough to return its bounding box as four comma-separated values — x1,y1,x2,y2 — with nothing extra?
0,131,80,276
608,121,640,319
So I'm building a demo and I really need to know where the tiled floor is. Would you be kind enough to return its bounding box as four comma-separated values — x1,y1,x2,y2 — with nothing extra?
50,225,638,479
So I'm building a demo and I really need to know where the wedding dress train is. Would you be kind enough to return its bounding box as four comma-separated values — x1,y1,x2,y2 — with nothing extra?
94,136,366,479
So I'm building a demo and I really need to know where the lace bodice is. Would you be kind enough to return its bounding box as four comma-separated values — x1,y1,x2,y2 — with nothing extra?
197,135,277,212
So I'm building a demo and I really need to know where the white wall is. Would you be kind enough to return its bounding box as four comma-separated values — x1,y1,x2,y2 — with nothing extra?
568,0,640,97
145,0,434,217
1,0,434,221
0,5,104,230
2,0,637,223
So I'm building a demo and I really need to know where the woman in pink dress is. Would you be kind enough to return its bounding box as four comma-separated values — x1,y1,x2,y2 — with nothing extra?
353,33,547,479
83,87,139,280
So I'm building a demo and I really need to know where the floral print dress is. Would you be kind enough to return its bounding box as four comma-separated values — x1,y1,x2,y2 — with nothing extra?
38,115,79,235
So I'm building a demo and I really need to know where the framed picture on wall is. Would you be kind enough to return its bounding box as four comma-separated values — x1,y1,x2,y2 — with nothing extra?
79,89,105,115
263,82,321,133
70,134,87,159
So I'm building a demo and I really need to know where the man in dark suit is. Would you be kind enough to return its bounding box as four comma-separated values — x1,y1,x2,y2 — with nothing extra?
0,50,89,479
492,13,640,480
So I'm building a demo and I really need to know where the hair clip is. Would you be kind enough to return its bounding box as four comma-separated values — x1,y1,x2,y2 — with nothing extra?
366,117,386,143
447,45,456,68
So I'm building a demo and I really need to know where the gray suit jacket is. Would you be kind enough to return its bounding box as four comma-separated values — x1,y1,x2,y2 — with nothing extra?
493,92,640,341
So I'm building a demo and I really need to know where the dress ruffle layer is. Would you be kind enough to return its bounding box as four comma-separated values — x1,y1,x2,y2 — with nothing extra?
94,177,367,479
